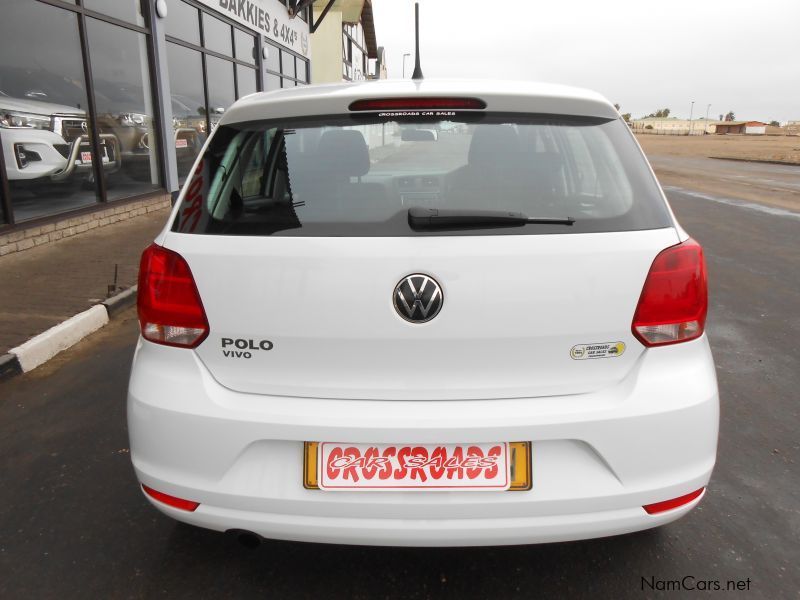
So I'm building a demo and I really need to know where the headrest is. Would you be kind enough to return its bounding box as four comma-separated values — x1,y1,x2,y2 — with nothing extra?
317,129,370,177
468,125,520,167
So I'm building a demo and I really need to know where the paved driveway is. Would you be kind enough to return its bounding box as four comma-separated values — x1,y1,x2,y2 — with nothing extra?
1,190,797,599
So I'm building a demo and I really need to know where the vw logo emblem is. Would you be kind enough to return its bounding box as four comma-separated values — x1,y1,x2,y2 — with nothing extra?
80,121,88,133
393,274,443,323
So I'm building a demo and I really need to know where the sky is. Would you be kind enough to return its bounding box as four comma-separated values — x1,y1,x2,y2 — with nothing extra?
370,0,800,122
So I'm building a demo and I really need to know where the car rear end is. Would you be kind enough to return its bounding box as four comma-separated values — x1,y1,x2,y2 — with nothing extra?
127,80,718,546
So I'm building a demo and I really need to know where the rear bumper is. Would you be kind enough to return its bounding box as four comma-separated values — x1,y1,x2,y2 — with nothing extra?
147,490,704,546
128,336,719,546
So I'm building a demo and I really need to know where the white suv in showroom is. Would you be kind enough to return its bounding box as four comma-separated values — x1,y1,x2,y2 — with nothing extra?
128,80,718,546
0,95,98,184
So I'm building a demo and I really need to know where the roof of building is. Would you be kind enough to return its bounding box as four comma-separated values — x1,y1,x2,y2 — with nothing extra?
633,117,717,122
329,0,364,23
360,0,378,59
713,121,768,126
223,79,618,124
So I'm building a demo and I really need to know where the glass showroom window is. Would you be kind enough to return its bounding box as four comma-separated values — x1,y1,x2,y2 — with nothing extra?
83,0,146,27
86,17,161,202
202,13,233,57
296,59,308,86
164,0,201,45
0,2,100,222
205,56,235,131
264,41,308,89
234,29,256,66
234,29,258,99
281,50,296,80
237,65,258,98
166,43,206,183
264,41,282,91
165,1,205,183
165,1,259,150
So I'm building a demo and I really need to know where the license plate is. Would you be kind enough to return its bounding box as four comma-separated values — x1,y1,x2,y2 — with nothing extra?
304,442,531,491
79,144,109,164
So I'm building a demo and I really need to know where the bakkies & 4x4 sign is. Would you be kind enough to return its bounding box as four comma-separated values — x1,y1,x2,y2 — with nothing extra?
197,0,309,56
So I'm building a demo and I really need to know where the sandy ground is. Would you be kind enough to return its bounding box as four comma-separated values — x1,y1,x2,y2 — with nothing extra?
636,134,800,211
636,134,800,164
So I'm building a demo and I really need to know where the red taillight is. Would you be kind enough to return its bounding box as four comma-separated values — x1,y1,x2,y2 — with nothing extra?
643,487,704,514
348,97,486,111
142,484,200,512
632,238,708,347
137,243,209,348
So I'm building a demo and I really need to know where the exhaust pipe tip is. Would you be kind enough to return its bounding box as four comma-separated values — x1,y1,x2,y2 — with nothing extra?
236,531,262,549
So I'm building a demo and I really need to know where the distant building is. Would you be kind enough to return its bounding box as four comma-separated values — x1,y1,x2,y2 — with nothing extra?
744,121,767,134
713,121,767,135
371,46,388,80
310,0,380,83
632,117,772,135
714,122,746,134
631,117,719,135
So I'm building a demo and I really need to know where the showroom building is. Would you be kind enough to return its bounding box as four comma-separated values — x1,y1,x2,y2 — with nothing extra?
0,0,379,252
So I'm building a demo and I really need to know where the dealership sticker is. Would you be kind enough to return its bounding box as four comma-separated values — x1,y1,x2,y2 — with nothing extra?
318,442,510,491
570,342,626,360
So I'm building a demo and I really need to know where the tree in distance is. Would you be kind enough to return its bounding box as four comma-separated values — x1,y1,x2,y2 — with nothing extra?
613,103,632,123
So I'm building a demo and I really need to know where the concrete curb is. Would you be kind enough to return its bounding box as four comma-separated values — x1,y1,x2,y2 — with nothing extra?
708,156,800,167
0,285,137,383
102,286,138,318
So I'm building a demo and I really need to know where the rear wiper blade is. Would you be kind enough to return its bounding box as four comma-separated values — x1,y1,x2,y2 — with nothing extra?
408,207,575,230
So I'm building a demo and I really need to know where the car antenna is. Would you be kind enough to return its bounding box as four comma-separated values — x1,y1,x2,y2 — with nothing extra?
411,2,424,80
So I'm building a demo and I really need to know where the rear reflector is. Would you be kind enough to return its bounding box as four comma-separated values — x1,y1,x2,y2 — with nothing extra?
137,243,209,348
349,97,486,111
142,484,199,512
643,487,704,514
632,238,707,347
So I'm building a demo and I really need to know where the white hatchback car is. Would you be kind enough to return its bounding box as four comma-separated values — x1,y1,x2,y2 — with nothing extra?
128,79,718,547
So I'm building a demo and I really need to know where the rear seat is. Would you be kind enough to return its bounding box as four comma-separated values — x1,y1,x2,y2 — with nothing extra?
289,130,389,222
449,125,566,209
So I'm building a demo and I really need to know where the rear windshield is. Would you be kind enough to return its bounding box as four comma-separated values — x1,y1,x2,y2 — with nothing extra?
172,112,672,236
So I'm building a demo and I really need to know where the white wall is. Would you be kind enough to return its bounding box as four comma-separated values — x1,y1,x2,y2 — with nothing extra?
309,10,343,83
